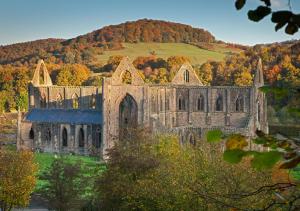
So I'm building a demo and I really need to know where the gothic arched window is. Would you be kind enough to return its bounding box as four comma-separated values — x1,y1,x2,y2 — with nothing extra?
197,95,205,111
29,128,34,139
72,93,79,109
235,95,244,112
40,93,47,108
56,93,63,108
178,97,186,111
78,128,84,148
62,127,68,147
216,95,223,111
184,70,189,83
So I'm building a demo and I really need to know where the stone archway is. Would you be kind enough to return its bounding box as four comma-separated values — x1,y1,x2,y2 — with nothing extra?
119,94,138,140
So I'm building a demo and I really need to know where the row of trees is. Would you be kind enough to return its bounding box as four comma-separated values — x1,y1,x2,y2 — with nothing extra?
2,128,297,210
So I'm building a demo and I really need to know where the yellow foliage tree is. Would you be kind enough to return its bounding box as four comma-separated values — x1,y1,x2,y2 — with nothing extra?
0,150,37,211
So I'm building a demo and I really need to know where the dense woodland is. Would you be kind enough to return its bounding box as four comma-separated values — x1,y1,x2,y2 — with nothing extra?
0,19,217,67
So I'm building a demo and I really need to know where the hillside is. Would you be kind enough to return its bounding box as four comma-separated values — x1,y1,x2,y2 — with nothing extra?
96,42,241,65
0,19,243,67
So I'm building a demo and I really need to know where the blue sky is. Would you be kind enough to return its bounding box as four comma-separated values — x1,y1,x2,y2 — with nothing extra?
0,0,299,46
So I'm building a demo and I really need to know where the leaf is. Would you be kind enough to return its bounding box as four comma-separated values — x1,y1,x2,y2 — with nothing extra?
206,129,223,143
275,22,287,31
280,156,300,169
285,22,299,35
260,0,271,7
248,6,271,22
271,11,293,23
251,151,282,170
235,0,246,10
223,149,248,164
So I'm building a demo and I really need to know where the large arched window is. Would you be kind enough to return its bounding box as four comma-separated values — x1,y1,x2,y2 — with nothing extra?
56,93,63,108
72,93,79,109
40,93,47,108
62,127,68,147
78,128,85,148
178,97,186,111
216,95,223,111
29,128,34,139
197,95,205,111
235,95,244,112
184,70,189,83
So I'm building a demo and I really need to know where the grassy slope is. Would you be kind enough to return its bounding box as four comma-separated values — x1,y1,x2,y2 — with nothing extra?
96,43,242,65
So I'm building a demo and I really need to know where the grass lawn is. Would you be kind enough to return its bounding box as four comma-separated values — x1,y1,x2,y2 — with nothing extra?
96,42,241,65
34,152,106,192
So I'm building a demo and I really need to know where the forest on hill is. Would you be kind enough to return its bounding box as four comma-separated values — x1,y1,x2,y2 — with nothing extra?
0,19,222,67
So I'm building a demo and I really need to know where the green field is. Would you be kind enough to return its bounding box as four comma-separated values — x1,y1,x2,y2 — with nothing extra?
34,153,106,191
97,42,242,65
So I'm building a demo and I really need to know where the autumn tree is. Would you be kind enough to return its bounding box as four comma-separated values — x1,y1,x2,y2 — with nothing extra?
0,150,37,211
197,62,213,85
56,64,90,86
95,128,275,210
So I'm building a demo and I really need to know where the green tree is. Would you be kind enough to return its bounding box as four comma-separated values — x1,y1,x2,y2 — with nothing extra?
95,128,275,210
39,157,89,211
0,150,37,211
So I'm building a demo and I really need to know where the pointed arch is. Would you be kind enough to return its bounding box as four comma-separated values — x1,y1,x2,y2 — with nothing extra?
62,127,68,147
178,96,186,111
235,95,244,112
72,93,79,109
119,94,138,140
78,128,84,148
29,128,34,139
32,60,53,86
183,70,190,83
215,94,223,111
40,93,47,108
196,94,205,111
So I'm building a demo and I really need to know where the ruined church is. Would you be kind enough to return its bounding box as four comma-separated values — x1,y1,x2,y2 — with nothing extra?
17,57,268,157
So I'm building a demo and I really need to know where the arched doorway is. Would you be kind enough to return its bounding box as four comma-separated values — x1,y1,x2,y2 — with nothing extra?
119,94,138,140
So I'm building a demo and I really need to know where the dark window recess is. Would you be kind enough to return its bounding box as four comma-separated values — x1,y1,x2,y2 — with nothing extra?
62,128,68,147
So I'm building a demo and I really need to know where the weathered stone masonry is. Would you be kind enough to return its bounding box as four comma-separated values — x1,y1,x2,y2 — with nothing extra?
18,57,268,158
